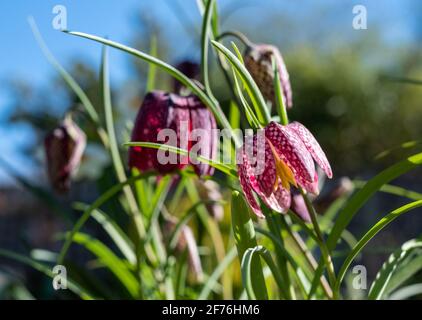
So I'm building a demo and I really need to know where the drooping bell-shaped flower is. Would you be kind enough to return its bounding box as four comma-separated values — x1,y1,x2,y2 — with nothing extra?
244,44,292,109
44,116,86,193
128,91,217,176
173,60,200,94
237,121,332,218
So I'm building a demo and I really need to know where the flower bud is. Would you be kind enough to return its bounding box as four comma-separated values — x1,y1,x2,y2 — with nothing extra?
44,116,86,193
244,44,292,109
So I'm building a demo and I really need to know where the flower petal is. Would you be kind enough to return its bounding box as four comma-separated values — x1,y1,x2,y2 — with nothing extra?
291,192,311,223
188,95,217,176
236,151,264,218
265,122,315,184
288,122,333,178
264,182,291,213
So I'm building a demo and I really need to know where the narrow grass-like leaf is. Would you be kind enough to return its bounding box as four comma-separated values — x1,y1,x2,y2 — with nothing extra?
231,192,268,299
212,40,270,125
146,35,157,92
0,249,94,299
71,232,140,298
198,247,237,299
124,141,237,177
73,202,136,265
28,17,109,145
334,200,422,294
57,173,154,265
272,57,288,125
201,0,215,97
353,180,422,201
63,30,240,147
327,152,422,252
369,238,422,299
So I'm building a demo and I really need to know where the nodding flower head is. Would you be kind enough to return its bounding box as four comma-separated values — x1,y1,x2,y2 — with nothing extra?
237,121,332,219
44,116,86,193
244,44,292,109
173,60,200,94
128,91,217,176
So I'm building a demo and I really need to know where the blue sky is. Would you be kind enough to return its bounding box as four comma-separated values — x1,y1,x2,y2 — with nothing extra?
0,0,419,184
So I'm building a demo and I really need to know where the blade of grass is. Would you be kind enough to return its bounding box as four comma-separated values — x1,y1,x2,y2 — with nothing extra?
28,17,108,146
124,141,237,177
211,40,270,125
63,29,241,148
334,200,422,295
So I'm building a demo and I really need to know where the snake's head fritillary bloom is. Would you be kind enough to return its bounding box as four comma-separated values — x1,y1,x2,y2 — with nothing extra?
237,121,332,219
44,116,86,193
173,60,200,94
128,91,217,176
244,44,292,109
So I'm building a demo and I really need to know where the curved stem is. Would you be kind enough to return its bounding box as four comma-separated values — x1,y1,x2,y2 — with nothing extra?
217,30,253,48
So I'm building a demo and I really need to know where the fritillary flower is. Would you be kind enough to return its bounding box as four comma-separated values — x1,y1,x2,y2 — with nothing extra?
244,43,292,109
128,91,217,176
44,116,86,193
237,121,332,218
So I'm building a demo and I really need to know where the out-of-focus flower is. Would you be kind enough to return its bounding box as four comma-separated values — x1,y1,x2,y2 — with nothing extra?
173,60,200,94
163,216,203,282
44,116,86,193
290,177,353,222
128,91,217,176
196,180,224,221
237,121,332,218
315,177,354,213
244,43,292,109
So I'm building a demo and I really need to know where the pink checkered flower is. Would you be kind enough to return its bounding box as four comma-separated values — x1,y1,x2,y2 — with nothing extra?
237,121,332,218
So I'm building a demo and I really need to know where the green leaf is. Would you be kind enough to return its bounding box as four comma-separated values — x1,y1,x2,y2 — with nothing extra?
198,247,237,299
0,249,94,299
272,57,288,126
327,152,422,252
231,192,268,299
369,238,422,300
201,0,215,97
63,29,241,147
0,157,73,223
28,17,108,145
57,172,153,265
241,245,284,300
124,141,237,177
73,203,136,265
146,35,157,92
334,200,422,294
71,232,140,298
387,284,422,300
211,40,270,125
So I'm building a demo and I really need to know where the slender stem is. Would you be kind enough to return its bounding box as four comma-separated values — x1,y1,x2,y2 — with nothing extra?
216,30,253,48
279,216,333,299
300,189,337,298
266,213,293,299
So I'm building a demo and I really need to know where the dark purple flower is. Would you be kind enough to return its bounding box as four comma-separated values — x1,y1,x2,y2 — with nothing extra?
128,91,217,176
44,116,86,193
173,60,200,94
244,44,293,109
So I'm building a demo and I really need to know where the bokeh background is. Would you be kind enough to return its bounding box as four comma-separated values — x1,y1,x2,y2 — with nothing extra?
0,0,421,299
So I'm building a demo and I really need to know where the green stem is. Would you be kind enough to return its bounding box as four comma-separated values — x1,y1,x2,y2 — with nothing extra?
300,189,337,298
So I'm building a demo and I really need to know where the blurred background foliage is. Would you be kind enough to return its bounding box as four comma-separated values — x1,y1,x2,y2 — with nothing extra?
1,0,422,299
